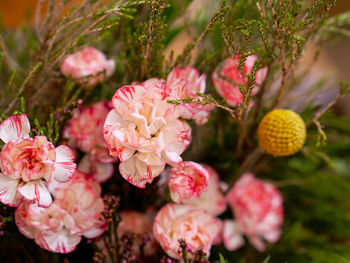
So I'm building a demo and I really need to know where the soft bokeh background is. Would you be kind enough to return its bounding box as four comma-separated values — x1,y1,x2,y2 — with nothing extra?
1,0,349,114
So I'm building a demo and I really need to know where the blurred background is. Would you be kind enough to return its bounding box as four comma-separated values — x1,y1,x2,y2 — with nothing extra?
1,0,349,114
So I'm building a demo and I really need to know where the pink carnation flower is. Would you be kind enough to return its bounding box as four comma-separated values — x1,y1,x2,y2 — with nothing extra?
15,202,81,253
212,56,268,107
185,165,227,216
64,101,117,182
60,47,115,86
63,101,113,152
104,85,192,188
226,173,284,251
49,171,107,238
168,161,209,204
15,171,106,253
153,204,220,260
0,114,76,208
167,67,214,125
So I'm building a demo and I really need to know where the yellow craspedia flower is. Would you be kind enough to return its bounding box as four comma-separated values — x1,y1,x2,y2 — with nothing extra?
258,109,306,157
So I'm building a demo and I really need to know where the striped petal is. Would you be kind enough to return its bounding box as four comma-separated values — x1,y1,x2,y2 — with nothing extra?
36,229,81,254
54,145,76,182
0,114,30,143
0,173,20,207
17,180,52,207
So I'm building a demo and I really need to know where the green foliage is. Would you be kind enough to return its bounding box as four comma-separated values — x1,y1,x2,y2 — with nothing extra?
262,256,270,263
219,253,229,263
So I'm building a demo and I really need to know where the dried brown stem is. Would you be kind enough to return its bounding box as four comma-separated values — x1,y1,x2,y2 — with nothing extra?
178,6,228,66
0,35,21,72
5,62,42,114
268,0,288,109
239,147,264,174
273,176,314,187
253,65,270,122
306,92,346,128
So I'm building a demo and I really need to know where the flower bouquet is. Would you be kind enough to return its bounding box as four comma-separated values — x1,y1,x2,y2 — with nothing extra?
0,0,350,262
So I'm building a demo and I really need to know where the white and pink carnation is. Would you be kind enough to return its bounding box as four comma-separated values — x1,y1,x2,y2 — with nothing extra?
64,101,112,152
0,114,76,208
168,161,209,204
60,47,115,86
185,165,227,216
212,56,268,107
167,67,214,125
153,204,220,260
226,173,284,251
104,85,192,188
64,101,117,182
50,171,107,238
15,202,81,253
16,171,107,254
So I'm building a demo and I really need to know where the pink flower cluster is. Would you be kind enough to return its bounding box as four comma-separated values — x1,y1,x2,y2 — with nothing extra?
61,47,115,86
64,101,118,183
154,164,284,259
0,114,106,254
154,163,226,260
223,173,284,251
212,56,268,106
16,171,106,253
0,114,76,208
0,48,283,259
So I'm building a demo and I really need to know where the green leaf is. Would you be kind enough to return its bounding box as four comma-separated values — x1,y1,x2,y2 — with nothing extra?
219,253,229,263
262,255,270,263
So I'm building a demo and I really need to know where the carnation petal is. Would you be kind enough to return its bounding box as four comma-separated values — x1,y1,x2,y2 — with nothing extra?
0,173,20,207
112,85,146,115
18,180,52,207
94,162,114,183
106,59,116,77
15,207,36,239
54,145,76,182
162,151,182,167
223,220,245,251
162,119,191,156
78,154,114,183
119,156,165,188
249,236,266,252
36,229,81,253
83,220,107,239
263,229,281,243
0,114,30,143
